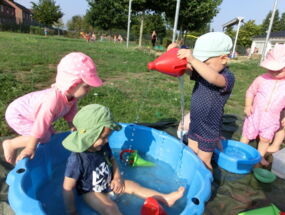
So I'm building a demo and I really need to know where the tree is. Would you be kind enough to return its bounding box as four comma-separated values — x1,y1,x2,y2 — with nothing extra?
53,18,64,35
279,12,285,31
161,0,222,33
31,0,63,27
86,0,128,30
237,20,262,48
67,15,91,32
261,10,280,34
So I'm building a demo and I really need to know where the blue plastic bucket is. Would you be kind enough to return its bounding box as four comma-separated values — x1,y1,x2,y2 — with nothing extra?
214,139,261,174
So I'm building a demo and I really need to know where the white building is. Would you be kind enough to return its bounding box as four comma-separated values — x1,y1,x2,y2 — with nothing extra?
250,30,285,55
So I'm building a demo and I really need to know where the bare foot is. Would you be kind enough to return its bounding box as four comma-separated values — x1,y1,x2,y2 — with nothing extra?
165,186,185,207
260,157,270,167
267,145,280,153
2,140,16,165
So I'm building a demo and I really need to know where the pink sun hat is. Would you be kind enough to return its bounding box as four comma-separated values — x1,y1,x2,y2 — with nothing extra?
54,52,103,93
261,44,285,71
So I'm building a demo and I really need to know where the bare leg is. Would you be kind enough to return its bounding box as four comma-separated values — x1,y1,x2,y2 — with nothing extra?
258,137,271,166
240,136,250,144
82,192,122,215
2,136,29,165
124,180,185,207
267,128,285,153
188,138,199,154
197,150,213,171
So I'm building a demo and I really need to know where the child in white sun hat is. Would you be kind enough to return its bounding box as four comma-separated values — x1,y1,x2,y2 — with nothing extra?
240,44,285,166
174,32,235,171
3,52,103,165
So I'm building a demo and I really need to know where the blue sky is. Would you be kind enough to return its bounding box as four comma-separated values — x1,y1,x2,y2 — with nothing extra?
20,0,285,31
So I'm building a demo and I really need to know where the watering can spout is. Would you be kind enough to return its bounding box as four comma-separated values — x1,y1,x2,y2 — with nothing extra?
148,62,155,70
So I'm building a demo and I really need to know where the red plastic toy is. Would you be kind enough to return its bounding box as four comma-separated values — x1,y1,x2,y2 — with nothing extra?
141,197,168,215
147,48,187,77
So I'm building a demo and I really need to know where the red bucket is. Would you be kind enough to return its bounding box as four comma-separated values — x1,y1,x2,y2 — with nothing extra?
141,197,167,215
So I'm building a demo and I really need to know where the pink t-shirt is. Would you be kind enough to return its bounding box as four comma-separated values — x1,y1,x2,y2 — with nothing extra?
5,87,77,142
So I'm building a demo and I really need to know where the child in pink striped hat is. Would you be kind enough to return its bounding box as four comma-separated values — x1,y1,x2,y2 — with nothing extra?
240,44,285,166
3,52,103,165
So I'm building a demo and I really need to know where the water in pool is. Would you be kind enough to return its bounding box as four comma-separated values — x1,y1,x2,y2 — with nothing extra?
37,149,187,215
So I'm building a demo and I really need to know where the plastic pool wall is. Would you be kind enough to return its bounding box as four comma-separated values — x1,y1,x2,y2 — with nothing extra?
7,123,213,215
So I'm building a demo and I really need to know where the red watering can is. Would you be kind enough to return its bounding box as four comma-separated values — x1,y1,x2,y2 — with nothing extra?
141,197,168,215
147,48,187,77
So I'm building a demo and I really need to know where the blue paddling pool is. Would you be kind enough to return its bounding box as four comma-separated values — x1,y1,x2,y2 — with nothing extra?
6,123,213,215
214,139,261,174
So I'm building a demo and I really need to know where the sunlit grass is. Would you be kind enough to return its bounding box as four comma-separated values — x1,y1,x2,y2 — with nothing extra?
0,32,262,138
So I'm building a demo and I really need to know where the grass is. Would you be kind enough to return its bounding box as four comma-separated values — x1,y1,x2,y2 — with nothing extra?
0,32,264,138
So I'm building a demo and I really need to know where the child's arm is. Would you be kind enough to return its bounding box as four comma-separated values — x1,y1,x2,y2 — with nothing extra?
63,177,78,215
16,136,39,162
110,158,125,194
244,97,254,117
244,76,261,116
177,49,226,87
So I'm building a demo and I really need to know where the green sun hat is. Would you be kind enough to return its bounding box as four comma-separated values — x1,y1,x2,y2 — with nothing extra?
63,104,121,152
253,168,276,183
193,32,233,62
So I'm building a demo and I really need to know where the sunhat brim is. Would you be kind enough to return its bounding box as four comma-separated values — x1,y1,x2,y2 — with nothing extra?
63,122,121,153
261,60,285,71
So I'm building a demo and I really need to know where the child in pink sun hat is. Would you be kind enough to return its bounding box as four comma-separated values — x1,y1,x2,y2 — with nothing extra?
3,52,103,165
240,44,285,166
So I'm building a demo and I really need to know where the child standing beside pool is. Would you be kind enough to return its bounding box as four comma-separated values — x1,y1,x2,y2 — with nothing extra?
240,44,285,166
62,104,185,215
175,32,235,170
2,52,103,165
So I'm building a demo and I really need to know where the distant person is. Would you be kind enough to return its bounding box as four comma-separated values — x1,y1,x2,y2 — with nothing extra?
240,44,285,166
117,34,123,43
174,32,235,170
151,31,157,48
2,52,103,165
62,104,185,215
91,32,96,42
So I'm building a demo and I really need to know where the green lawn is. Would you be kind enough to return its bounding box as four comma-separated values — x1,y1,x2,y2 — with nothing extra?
0,32,264,138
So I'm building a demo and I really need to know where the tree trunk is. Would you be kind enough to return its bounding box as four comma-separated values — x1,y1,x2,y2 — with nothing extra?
138,16,144,47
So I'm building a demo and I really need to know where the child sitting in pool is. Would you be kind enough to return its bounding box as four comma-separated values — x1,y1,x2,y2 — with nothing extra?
240,44,285,166
62,104,185,215
3,52,103,165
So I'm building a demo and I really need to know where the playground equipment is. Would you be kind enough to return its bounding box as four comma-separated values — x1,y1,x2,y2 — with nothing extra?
148,48,187,77
214,140,261,174
120,149,155,167
6,123,212,215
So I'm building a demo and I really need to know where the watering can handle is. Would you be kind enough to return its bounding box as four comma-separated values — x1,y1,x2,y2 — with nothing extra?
120,149,135,161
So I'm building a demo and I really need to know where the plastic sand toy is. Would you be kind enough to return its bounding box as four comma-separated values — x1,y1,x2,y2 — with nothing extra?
120,149,155,167
253,168,277,183
238,204,283,215
214,139,261,174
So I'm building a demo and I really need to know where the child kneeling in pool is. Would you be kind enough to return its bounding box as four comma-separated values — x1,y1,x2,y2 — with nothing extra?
62,104,185,215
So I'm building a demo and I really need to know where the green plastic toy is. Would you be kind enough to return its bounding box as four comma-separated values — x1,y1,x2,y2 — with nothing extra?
253,168,276,183
238,204,282,215
120,149,155,167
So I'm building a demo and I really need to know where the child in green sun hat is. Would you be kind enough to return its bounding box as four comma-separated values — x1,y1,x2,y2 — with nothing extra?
62,104,185,215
